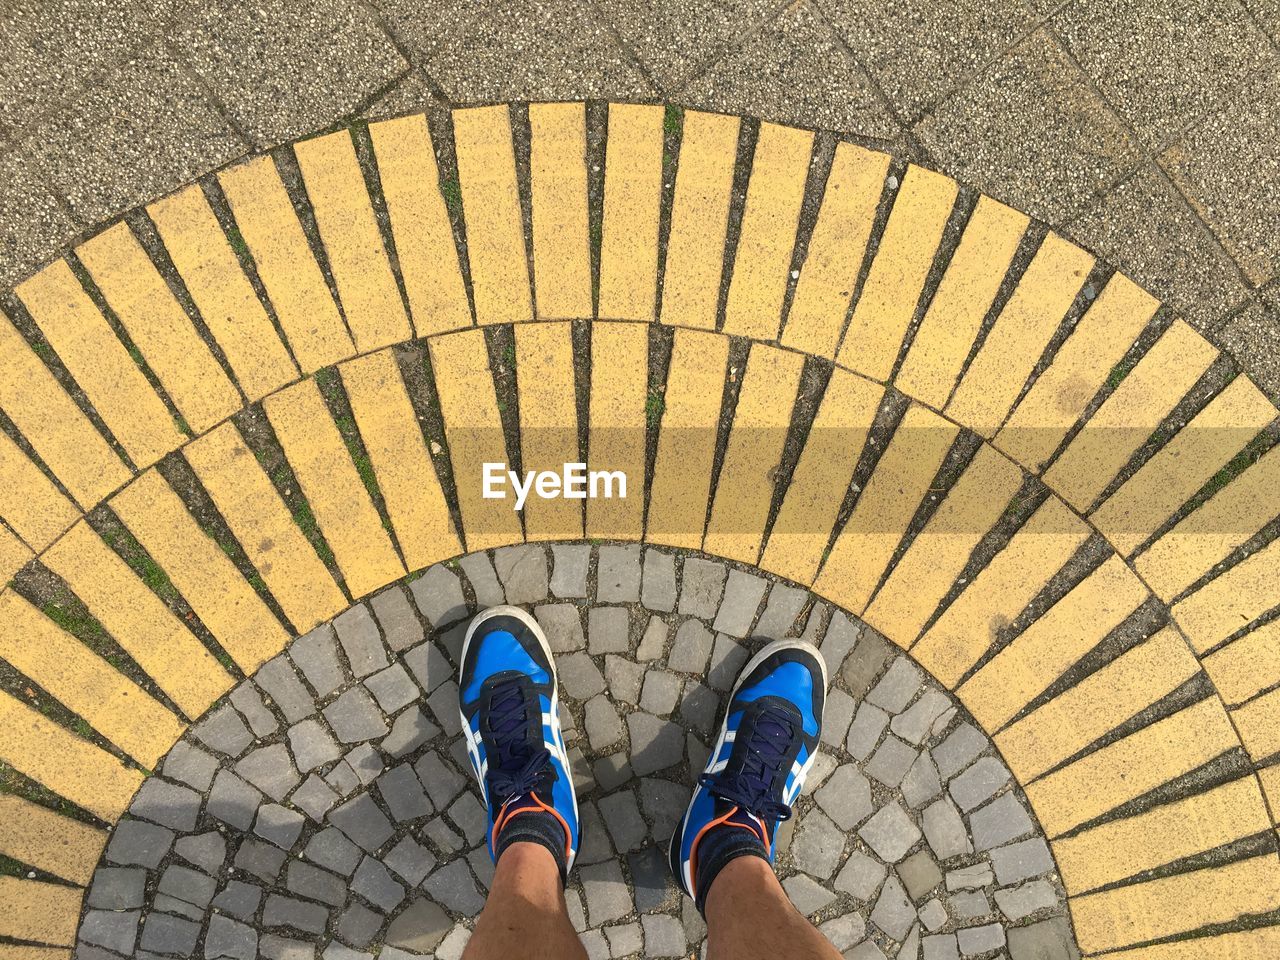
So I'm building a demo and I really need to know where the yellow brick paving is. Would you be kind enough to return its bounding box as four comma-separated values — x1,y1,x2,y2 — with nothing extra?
0,429,78,552
1201,619,1280,706
958,555,1148,731
367,115,473,336
646,328,730,549
428,330,524,551
761,370,882,585
1101,928,1280,960
184,421,347,633
0,794,105,885
1171,534,1280,653
863,444,1022,644
812,404,958,614
514,321,584,541
911,497,1090,689
340,350,463,572
995,627,1201,782
722,123,813,340
1045,319,1218,511
17,261,183,467
781,142,889,357
836,165,957,380
0,876,81,947
0,528,33,584
76,222,242,432
597,105,664,322
946,233,1095,438
1231,686,1280,762
1092,376,1276,556
660,111,740,330
294,130,411,352
42,521,232,719
218,156,355,372
1136,441,1280,599
110,469,290,673
996,273,1159,471
0,311,129,509
895,196,1029,408
264,380,406,598
452,106,532,326
528,103,593,320
0,590,183,767
585,321,648,541
146,184,299,400
704,344,805,563
0,947,71,960
0,688,143,820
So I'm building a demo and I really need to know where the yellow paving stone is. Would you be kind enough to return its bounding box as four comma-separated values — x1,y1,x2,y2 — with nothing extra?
43,521,232,719
836,165,958,380
863,445,1023,644
339,350,462,572
514,322,583,541
184,421,346,633
946,233,1095,437
368,115,473,336
529,103,592,320
646,329,729,549
1024,696,1239,836
1099,928,1280,960
1092,377,1276,556
76,222,241,434
0,591,183,767
722,123,814,340
16,261,183,468
0,876,81,947
294,130,411,351
0,430,78,552
895,196,1029,408
995,627,1200,782
0,689,143,821
0,946,71,960
1201,619,1280,706
761,370,882,585
958,555,1148,730
218,155,355,372
659,111,740,330
0,794,106,885
110,469,289,673
1137,443,1280,600
1053,776,1272,895
585,321,648,541
781,143,889,358
0,311,128,510
1171,536,1280,653
452,105,532,326
910,497,1089,689
1045,319,1218,511
1069,855,1280,956
704,345,805,563
996,273,1159,470
811,404,958,617
428,330,524,551
597,104,664,322
146,184,299,400
1260,765,1280,822
0,528,32,586
264,380,405,599
1232,687,1280,761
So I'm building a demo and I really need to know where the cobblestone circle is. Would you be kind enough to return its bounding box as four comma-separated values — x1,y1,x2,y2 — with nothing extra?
74,544,1080,960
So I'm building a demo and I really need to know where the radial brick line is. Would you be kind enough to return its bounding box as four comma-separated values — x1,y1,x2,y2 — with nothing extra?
0,104,1276,960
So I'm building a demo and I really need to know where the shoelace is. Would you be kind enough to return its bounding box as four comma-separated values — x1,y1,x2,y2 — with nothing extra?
484,678,552,805
699,705,796,824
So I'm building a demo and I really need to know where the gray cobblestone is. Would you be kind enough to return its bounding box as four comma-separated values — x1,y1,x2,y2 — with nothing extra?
162,740,219,791
752,583,807,639
381,705,439,758
264,893,329,934
206,914,258,960
261,933,315,960
815,764,874,830
819,612,861,678
639,669,682,716
352,856,406,911
870,874,915,940
970,790,1034,851
559,651,607,699
287,860,348,907
867,657,924,713
424,859,485,915
371,586,424,652
535,602,586,652
213,880,264,920
386,897,452,953
957,922,1005,956
784,873,837,916
550,543,590,598
678,557,726,618
859,801,922,863
642,913,686,956
588,605,630,654
347,743,386,784
899,849,943,900
192,703,254,757
902,752,944,808
932,723,987,779
641,550,677,611
290,625,346,698
324,687,391,743
1007,916,1075,960
328,793,395,852
255,803,306,849
494,544,549,605
842,627,895,699
923,799,973,861
129,778,201,832
949,756,1011,812
365,663,419,713
866,735,919,788
257,656,320,724
636,614,668,660
89,866,146,910
598,788,646,852
410,564,469,626
447,792,487,846
291,774,339,821
847,702,890,760
174,831,226,874
79,909,140,954
892,690,953,744
994,879,1058,920
712,569,767,636
604,654,644,704
706,630,749,691
236,743,301,800
585,693,625,750
990,837,1054,885
107,819,174,868
821,687,856,748
235,837,287,881
403,640,451,693
597,544,642,602
289,718,341,772
792,808,846,879
231,683,280,737
459,553,504,606
627,711,684,775
581,860,630,926
141,911,199,954
414,750,466,810
667,618,713,673
335,606,390,678
336,901,384,949
304,827,363,876
383,836,436,885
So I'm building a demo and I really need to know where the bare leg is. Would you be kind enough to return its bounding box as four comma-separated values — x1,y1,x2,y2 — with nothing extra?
704,857,841,960
462,843,588,960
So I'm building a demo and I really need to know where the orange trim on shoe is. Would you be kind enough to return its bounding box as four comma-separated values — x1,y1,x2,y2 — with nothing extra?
689,805,765,894
490,792,573,863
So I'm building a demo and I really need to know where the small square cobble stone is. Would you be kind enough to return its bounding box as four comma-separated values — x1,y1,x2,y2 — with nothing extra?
550,543,590,597
640,669,682,716
629,845,678,913
870,875,915,941
383,705,440,758
792,809,845,879
386,897,452,953
304,827,363,876
290,624,346,697
835,850,887,900
970,790,1034,851
949,757,1011,812
236,742,301,801
106,818,174,868
902,752,944,809
899,849,944,901
264,893,329,935
287,861,348,907
667,619,713,674
994,879,1058,920
206,914,257,960
235,837,287,881
141,911,200,955
597,544,642,602
88,867,146,910
447,792,488,846
289,718,341,772
365,663,420,713
410,564,469,626
535,603,586,652
347,742,386,784
256,656,317,723
842,627,895,698
712,569,767,636
706,631,749,691
991,837,1054,885
627,712,684,775
957,922,1005,956
378,764,433,821
329,793,395,852
923,799,974,861
559,651,607,700
255,803,306,849
752,583,807,638
581,860,630,926
415,750,466,809
598,789,646,853
641,549,677,611
639,778,690,840
821,688,856,748
192,703,254,757
337,900,384,949
891,690,952,744
847,702,890,760
129,777,201,832
162,740,218,790
815,764,874,831
383,835,436,885
230,683,279,737
403,640,451,693
867,657,923,713
604,655,645,704
208,770,262,831
1007,915,1074,960
352,856,407,912
588,605,630,654
260,933,313,960
325,687,391,743
642,913,686,957
932,723,987,779
213,880,264,920
458,552,504,606
335,606,390,678
782,874,836,916
678,557,727,618
158,863,216,908
819,612,861,677
585,693,625,751
636,615,668,661
371,585,424,651
494,544,549,604
80,909,140,954
867,735,919,789
423,859,486,915
291,774,339,821
860,801,923,863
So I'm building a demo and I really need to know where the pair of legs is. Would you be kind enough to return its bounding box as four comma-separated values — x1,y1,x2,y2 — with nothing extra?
456,607,841,960
464,842,841,960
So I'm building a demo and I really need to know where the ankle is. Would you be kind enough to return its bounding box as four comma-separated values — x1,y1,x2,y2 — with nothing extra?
494,800,570,883
694,820,769,914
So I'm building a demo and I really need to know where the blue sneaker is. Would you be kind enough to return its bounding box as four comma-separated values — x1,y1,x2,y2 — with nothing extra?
670,638,827,912
458,606,579,878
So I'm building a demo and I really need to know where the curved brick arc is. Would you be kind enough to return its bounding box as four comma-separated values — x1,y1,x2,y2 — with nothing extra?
0,102,1274,958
